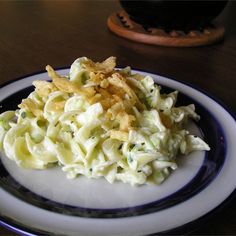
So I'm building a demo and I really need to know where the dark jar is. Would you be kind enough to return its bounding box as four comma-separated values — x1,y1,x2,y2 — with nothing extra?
119,0,228,31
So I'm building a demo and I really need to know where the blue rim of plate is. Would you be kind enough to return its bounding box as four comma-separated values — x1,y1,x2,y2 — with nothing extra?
0,67,235,236
0,77,226,218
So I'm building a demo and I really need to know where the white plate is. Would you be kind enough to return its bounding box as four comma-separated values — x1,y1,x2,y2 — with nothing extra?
0,69,235,236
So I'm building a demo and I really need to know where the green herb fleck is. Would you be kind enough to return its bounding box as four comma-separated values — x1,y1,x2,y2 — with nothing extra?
21,112,26,119
118,143,123,150
130,144,135,150
89,168,93,172
81,72,89,85
128,156,133,163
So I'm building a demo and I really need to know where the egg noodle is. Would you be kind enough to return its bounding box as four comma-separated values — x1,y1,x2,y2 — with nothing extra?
0,57,210,186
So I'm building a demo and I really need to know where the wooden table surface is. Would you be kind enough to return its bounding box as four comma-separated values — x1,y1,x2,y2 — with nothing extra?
0,1,235,235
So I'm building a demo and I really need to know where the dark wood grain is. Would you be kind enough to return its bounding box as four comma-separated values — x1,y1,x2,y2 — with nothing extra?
0,1,235,235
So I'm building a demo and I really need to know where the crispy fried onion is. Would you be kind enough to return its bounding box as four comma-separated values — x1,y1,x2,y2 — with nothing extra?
31,58,148,141
110,130,129,142
46,65,95,97
18,98,43,117
33,80,57,97
82,57,116,74
107,73,146,110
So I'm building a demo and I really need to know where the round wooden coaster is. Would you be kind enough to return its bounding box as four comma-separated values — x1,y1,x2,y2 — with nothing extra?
107,11,225,47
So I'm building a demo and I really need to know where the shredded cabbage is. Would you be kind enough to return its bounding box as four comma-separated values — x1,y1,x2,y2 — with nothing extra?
0,57,210,186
